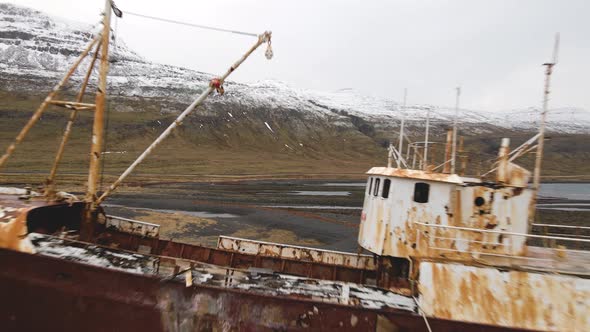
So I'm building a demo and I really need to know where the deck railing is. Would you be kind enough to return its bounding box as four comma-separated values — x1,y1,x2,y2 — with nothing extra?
413,221,590,274
532,223,590,249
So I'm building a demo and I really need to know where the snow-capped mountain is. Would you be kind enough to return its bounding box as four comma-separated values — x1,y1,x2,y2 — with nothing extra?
1,2,588,134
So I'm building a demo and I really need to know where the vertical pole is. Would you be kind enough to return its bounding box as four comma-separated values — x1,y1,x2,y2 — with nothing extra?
423,109,430,170
497,138,510,183
81,0,112,240
459,136,467,176
531,34,559,229
387,145,393,168
87,0,112,203
451,87,460,174
398,88,407,161
430,144,437,170
443,129,452,173
532,71,551,191
393,145,401,168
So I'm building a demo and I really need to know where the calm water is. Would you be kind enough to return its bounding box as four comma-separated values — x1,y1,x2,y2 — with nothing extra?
319,183,366,187
312,182,590,211
263,205,362,210
291,191,351,196
311,182,590,200
283,182,590,211
538,183,589,200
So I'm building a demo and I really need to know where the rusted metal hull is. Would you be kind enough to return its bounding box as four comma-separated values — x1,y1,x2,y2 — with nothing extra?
418,261,590,332
7,195,586,331
0,247,531,332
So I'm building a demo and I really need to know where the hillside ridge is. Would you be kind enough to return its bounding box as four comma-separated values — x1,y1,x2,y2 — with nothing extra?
1,2,588,135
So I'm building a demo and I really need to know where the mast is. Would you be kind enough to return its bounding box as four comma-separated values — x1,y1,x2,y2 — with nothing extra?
80,0,113,239
86,0,112,203
450,87,460,174
530,34,559,225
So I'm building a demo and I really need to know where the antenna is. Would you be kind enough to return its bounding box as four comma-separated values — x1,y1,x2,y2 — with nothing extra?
530,33,560,229
551,33,560,65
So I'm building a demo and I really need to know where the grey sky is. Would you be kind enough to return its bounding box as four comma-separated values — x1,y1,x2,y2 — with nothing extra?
13,0,590,111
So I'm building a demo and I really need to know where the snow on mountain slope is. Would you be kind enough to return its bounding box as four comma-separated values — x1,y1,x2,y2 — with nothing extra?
1,2,588,134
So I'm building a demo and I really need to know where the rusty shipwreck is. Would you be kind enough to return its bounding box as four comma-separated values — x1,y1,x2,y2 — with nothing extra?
0,1,588,331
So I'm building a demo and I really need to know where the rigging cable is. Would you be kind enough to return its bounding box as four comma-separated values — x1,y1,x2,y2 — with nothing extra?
413,296,434,332
123,11,258,37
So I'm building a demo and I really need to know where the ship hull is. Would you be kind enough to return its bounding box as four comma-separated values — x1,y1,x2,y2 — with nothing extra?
0,247,532,332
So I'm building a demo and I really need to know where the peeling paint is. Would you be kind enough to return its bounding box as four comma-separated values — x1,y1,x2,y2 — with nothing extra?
359,174,534,259
367,167,465,184
218,236,375,270
0,208,35,254
106,215,160,238
418,261,590,331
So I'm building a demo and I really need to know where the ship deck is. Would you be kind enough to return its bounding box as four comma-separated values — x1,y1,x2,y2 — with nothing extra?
29,233,417,313
2,190,589,278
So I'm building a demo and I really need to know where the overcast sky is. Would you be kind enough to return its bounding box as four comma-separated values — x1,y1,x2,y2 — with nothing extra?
13,0,590,111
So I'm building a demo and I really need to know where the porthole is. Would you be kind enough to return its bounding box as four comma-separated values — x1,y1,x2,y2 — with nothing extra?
474,196,485,207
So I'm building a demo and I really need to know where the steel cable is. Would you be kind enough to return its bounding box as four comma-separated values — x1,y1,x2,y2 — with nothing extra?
123,11,258,37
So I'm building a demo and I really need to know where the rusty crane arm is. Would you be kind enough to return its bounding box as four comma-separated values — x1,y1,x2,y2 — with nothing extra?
96,31,273,205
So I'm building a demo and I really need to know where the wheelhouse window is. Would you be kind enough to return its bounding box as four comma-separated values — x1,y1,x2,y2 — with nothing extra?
413,182,430,203
367,177,373,195
373,178,381,197
382,179,391,198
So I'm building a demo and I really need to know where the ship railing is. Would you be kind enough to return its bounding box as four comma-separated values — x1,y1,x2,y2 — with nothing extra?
531,223,590,249
217,235,376,270
413,221,590,274
105,215,160,238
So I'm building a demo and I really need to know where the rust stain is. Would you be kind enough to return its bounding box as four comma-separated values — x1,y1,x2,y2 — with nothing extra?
374,201,384,253
419,261,589,331
217,236,376,270
0,208,35,253
452,189,462,227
